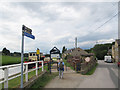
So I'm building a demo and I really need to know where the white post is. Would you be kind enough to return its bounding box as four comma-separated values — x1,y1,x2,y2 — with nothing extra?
4,67,8,88
25,64,28,82
42,61,44,71
36,62,38,76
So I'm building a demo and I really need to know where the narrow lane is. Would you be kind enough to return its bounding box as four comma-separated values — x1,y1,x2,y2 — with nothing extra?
45,60,118,88
78,60,118,88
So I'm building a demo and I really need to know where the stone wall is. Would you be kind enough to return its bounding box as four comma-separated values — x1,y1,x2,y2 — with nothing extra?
80,57,97,74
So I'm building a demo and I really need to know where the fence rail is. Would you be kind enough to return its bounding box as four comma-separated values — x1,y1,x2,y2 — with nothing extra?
0,61,44,88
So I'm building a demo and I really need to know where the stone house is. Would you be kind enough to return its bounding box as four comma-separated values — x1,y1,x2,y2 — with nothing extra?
63,47,94,61
112,39,120,62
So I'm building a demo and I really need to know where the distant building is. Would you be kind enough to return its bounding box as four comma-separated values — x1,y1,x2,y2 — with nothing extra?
28,52,43,61
112,39,120,62
63,47,94,59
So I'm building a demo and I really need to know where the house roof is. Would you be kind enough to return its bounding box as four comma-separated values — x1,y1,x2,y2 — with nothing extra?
64,47,92,56
72,47,89,55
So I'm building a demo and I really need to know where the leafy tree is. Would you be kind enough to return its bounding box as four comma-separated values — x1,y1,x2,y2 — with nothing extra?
62,46,67,53
45,54,50,57
2,47,10,55
92,43,112,60
84,43,112,60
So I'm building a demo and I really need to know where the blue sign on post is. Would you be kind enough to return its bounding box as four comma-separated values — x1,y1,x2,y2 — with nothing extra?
24,32,35,39
21,25,35,88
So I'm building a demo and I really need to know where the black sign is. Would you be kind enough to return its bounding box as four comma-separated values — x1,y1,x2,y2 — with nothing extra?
22,25,32,34
50,47,60,59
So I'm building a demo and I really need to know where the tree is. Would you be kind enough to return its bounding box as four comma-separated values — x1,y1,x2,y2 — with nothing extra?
92,43,112,60
84,43,112,60
62,46,67,53
2,47,10,55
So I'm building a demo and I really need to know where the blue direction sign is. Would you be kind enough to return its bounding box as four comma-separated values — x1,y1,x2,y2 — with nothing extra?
24,32,35,39
21,25,35,88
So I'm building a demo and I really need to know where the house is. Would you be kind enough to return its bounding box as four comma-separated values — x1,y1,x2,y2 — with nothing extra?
63,47,95,71
28,52,43,61
112,39,120,62
63,47,94,59
62,49,73,58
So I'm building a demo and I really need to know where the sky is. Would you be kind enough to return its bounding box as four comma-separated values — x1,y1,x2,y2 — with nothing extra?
0,0,119,54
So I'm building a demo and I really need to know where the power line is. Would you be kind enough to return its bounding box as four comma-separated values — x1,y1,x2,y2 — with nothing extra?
94,11,119,32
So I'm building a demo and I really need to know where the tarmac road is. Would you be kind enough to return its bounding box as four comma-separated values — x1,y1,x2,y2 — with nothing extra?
45,60,119,88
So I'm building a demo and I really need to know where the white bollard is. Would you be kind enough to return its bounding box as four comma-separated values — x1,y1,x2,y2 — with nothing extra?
42,61,44,71
36,62,38,76
4,67,8,88
25,64,28,82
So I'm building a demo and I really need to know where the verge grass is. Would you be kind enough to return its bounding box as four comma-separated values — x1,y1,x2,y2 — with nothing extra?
2,65,48,88
85,63,98,75
63,59,74,70
30,72,58,88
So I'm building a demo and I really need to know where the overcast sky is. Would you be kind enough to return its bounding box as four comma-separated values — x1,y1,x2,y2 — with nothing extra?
0,0,119,54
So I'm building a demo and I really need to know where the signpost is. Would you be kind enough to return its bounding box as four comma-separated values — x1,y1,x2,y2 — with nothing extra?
50,47,60,74
21,25,35,88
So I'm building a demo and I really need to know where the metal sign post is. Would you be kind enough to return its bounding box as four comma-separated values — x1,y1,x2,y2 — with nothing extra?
21,29,24,88
21,25,35,88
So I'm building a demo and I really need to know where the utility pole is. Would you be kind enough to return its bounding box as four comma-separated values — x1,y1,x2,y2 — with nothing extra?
75,37,77,49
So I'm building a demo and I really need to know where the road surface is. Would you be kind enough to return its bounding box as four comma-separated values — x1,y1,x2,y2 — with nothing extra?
45,60,119,88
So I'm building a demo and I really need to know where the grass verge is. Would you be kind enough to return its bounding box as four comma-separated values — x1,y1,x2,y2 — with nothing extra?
2,65,48,88
85,63,98,75
63,59,74,70
30,72,58,88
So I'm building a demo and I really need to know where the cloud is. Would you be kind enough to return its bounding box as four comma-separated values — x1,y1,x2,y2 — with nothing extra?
0,2,118,53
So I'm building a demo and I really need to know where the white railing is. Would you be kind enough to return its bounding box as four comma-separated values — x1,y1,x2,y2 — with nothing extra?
0,61,44,88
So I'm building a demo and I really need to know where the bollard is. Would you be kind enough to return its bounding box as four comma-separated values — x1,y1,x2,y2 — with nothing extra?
25,64,28,82
4,67,8,88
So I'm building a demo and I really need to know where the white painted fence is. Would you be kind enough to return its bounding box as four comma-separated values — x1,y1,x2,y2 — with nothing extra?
0,61,44,88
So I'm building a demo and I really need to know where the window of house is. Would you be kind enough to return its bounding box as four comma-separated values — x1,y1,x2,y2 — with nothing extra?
33,53,36,56
78,50,80,52
116,48,118,51
30,53,32,56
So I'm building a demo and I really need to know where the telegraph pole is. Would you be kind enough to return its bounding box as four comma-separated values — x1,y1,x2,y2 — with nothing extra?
75,37,77,48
